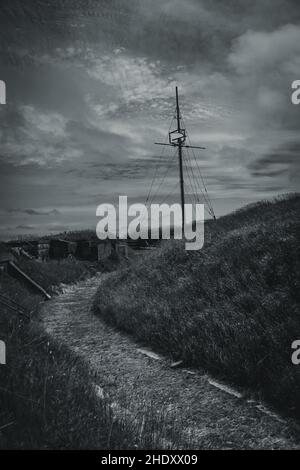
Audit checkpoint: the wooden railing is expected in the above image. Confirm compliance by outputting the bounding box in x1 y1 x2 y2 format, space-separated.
0 293 30 319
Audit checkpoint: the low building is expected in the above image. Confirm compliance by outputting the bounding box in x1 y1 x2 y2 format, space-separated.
6 239 50 261
97 240 113 260
27 240 50 261
49 239 76 259
115 242 128 258
76 239 119 261
0 252 15 273
75 240 94 260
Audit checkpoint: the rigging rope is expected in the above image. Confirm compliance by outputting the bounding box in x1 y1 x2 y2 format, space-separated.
146 104 216 220
145 110 176 206
182 122 216 218
184 147 214 217
183 151 213 217
148 147 178 206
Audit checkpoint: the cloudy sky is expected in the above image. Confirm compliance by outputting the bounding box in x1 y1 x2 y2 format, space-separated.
0 0 299 238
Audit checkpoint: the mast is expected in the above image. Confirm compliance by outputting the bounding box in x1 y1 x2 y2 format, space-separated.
155 86 208 231
176 87 185 231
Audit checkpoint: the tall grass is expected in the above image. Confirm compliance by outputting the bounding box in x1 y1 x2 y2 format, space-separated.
0 265 119 449
15 254 123 295
16 258 96 294
94 194 300 418
0 310 121 449
0 299 182 449
0 258 177 449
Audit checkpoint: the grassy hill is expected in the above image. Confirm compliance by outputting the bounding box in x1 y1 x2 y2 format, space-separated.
0 255 128 448
94 193 300 418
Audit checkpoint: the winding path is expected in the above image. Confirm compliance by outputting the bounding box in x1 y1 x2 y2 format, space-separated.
40 274 299 449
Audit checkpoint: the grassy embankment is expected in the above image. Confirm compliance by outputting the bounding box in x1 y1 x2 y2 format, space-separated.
94 194 300 418
0 256 158 449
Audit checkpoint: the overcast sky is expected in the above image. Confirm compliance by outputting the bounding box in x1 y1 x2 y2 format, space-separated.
0 0 299 238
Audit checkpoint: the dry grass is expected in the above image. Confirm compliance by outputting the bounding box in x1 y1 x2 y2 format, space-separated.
94 194 300 419
0 265 118 449
0 258 178 449
16 258 96 294
0 304 182 449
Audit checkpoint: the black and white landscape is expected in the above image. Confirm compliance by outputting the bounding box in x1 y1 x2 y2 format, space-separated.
0 0 299 452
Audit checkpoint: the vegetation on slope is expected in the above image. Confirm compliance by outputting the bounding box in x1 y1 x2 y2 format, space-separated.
12 252 122 295
0 260 144 449
94 194 300 418
16 258 96 294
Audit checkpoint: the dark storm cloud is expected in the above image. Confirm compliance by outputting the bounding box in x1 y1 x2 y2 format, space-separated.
249 142 300 183
15 224 35 230
7 208 61 216
0 0 299 237
2 0 300 66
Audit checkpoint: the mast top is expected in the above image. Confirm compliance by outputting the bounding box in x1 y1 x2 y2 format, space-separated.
153 86 216 221
169 86 186 146
155 87 205 150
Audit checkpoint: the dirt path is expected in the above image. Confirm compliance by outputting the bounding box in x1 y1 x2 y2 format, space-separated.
40 274 299 449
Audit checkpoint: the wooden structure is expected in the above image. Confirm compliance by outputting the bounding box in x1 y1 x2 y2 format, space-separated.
75 240 96 260
97 240 113 260
27 240 50 261
0 252 15 273
6 239 50 261
153 86 216 225
7 261 51 300
49 239 76 259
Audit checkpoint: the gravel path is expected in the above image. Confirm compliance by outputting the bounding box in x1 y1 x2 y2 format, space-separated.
40 274 300 449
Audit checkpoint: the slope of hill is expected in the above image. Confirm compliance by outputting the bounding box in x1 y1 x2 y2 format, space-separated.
94 194 300 418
